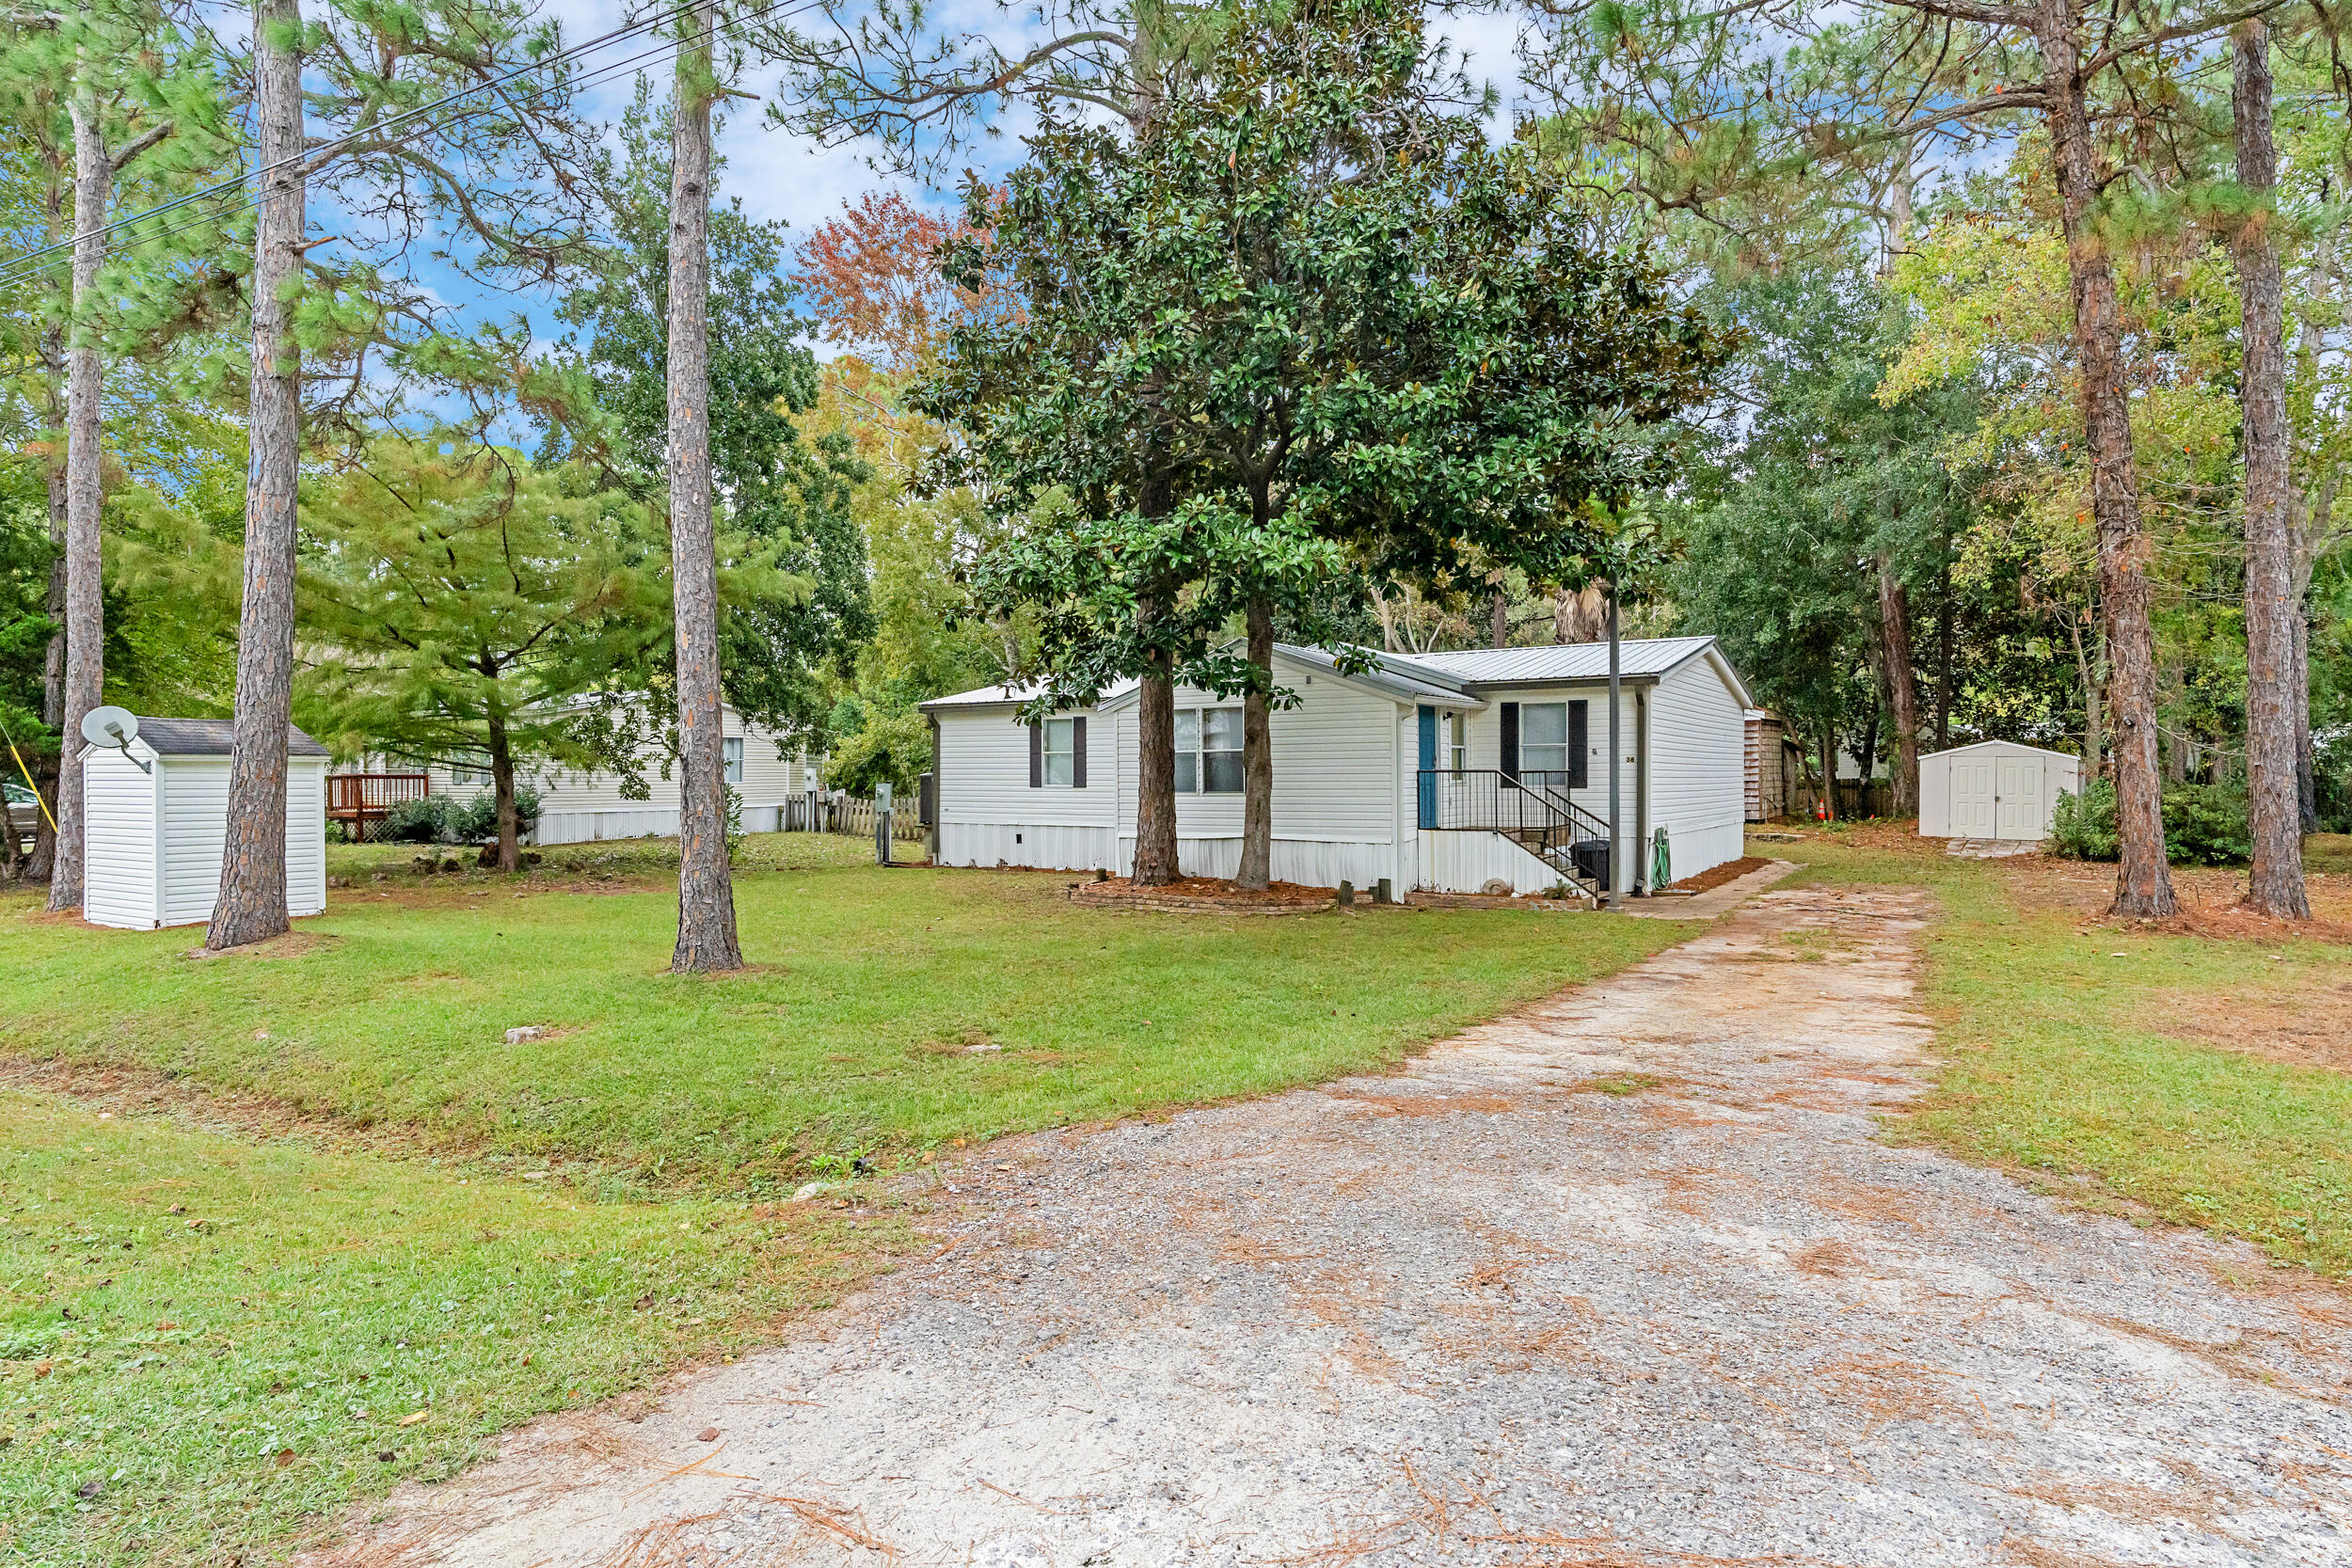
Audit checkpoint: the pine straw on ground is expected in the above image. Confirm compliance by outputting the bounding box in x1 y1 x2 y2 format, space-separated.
1670 856 1774 895
1079 875 1339 906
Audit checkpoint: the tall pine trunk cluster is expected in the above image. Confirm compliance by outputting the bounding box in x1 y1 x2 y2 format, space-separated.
2035 0 2177 919
49 71 108 912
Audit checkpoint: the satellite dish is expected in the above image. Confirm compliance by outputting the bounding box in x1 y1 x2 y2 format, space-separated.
82 706 138 751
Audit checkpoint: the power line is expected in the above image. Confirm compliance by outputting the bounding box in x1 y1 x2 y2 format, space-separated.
0 12 755 294
0 0 816 292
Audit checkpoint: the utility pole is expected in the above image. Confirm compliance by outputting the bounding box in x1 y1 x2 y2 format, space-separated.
1606 582 1621 910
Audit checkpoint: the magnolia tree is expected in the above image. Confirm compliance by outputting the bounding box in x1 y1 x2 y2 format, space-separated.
920 0 1725 888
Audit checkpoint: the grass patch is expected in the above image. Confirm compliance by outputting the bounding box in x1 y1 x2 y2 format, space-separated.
0 855 1680 1190
1766 827 2352 1278
0 1090 911 1564
0 841 1686 1560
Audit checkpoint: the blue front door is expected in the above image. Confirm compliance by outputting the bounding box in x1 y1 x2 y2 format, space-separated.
1416 705 1438 830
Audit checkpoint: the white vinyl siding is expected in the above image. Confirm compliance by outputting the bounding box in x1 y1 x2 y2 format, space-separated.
930 704 1114 870
1103 657 1407 886
924 636 1751 895
80 747 158 930
1645 653 1747 878
378 706 814 844
161 758 232 927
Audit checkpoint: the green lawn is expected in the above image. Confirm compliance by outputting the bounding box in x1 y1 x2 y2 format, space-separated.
0 1094 903 1565
1772 828 2352 1279
4 845 1678 1189
0 840 1683 1560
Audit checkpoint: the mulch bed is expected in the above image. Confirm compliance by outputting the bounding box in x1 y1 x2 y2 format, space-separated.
1671 855 1775 895
1069 876 1337 915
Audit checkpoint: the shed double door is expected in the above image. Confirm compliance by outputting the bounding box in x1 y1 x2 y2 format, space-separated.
1994 754 2043 840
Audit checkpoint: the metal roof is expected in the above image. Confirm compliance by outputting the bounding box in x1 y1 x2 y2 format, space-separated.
1390 636 1723 686
918 679 1136 713
1274 643 1480 706
133 717 331 758
921 636 1749 715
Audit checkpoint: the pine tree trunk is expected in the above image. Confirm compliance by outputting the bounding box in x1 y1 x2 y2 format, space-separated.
1935 579 1954 750
488 709 520 875
1134 654 1180 886
207 0 306 951
2037 2 2175 917
1876 556 1920 816
50 86 109 913
2233 21 2309 919
1235 595 1274 891
1819 729 1836 820
2292 604 2314 831
666 0 742 973
30 144 66 886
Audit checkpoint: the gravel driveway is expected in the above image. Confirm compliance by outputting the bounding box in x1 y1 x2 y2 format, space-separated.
318 884 2352 1567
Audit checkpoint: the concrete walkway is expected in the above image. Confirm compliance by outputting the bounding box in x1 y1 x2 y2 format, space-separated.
314 885 2352 1567
1618 856 1799 918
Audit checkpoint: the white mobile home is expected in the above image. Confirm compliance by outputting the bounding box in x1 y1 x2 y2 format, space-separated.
920 637 1753 897
83 718 328 930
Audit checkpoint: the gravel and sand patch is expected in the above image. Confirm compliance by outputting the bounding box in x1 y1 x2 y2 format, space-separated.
310 884 2351 1567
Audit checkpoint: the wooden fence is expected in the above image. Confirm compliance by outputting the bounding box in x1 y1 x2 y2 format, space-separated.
781 791 881 837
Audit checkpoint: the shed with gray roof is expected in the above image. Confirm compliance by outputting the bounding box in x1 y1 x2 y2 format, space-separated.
81 716 327 930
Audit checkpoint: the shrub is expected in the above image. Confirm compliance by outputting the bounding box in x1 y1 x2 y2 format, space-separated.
824 707 931 798
378 786 541 846
452 785 541 845
378 794 461 845
2047 779 2250 866
2162 783 2252 866
2047 781 2119 861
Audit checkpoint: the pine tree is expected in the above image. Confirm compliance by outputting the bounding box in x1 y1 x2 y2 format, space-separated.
209 0 597 948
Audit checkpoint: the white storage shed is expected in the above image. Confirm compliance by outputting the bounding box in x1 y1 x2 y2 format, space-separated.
83 718 330 930
1918 739 2082 842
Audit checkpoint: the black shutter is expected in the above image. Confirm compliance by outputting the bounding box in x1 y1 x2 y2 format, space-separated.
1028 721 1042 788
1569 700 1589 788
1072 716 1088 787
1500 702 1520 784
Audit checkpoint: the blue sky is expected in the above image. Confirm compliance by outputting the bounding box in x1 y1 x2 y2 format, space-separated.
411 0 1541 362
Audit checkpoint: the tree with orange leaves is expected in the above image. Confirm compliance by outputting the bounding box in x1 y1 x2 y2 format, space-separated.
792 191 1002 373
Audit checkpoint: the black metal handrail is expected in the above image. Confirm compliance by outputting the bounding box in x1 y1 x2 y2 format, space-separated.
1419 768 1609 844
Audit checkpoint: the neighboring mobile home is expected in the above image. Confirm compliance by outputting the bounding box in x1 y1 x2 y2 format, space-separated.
330 705 821 845
920 637 1753 898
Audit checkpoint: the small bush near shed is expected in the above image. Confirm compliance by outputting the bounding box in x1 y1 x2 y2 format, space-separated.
2048 780 2251 866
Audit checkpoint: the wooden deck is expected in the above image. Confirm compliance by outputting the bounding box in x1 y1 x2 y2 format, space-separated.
327 773 429 841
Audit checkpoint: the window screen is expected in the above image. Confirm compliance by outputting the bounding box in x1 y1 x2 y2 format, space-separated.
1043 718 1075 786
1520 704 1569 781
1200 707 1244 794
